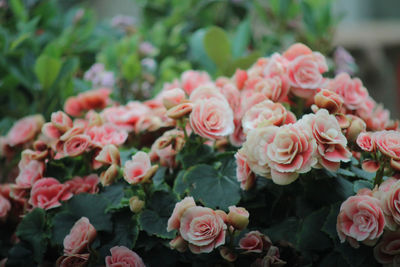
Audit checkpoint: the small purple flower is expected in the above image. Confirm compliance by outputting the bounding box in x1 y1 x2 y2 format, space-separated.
334 46 357 75
84 63 115 88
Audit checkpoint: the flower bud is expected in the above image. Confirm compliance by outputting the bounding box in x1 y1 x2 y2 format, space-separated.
162 88 186 109
227 206 249 230
86 111 103 127
391 159 400 171
346 115 366 142
215 210 228 223
336 114 350 129
95 144 121 165
129 196 145 213
314 89 343 114
219 246 237 262
141 165 159 183
166 103 193 120
51 111 73 132
169 235 188 252
361 160 380 173
100 164 119 186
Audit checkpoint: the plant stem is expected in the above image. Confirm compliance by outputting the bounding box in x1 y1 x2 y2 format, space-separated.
374 157 389 187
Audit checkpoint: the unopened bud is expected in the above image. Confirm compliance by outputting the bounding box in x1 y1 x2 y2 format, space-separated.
162 88 186 109
100 164 119 186
220 246 237 262
314 89 343 114
166 103 193 119
95 144 121 165
227 206 249 230
129 196 145 213
169 235 188 252
346 115 366 142
142 165 159 183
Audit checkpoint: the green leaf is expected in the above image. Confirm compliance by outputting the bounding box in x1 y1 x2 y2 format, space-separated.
122 53 141 82
232 19 251 58
353 180 373 194
176 135 214 169
203 26 232 70
321 202 341 241
351 166 375 181
189 29 216 74
101 182 125 211
297 207 332 251
5 243 35 266
120 148 138 166
320 252 350 267
264 217 300 245
9 0 28 22
52 194 112 245
173 171 187 197
16 208 49 263
153 166 167 187
225 51 261 76
139 191 177 239
184 163 241 210
34 54 62 90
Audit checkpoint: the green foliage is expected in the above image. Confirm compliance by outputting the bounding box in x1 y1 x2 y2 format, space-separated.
34 54 62 90
15 208 49 263
139 190 177 239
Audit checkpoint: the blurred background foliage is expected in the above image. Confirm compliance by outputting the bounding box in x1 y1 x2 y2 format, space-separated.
0 0 338 132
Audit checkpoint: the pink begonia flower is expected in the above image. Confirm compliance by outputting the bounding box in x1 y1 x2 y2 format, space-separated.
63 217 97 255
328 73 369 111
374 130 400 160
51 111 73 132
6 115 44 146
373 230 400 266
234 69 248 90
179 206 227 254
180 70 211 95
0 194 11 220
242 100 296 134
63 134 91 157
302 109 351 171
105 246 145 267
161 88 186 109
65 174 99 195
64 97 83 117
123 151 152 184
356 132 375 152
86 123 128 147
313 89 344 114
254 76 290 103
235 150 256 191
283 43 313 61
15 160 45 189
167 196 196 232
56 253 89 267
95 144 121 165
337 195 385 248
239 231 272 253
382 180 400 230
189 98 234 140
29 178 73 210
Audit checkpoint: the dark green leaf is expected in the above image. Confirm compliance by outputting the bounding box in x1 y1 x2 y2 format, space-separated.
34 54 62 90
351 166 375 181
16 208 48 263
232 19 251 58
203 26 232 69
176 136 214 169
264 217 300 245
184 163 241 210
353 180 373 194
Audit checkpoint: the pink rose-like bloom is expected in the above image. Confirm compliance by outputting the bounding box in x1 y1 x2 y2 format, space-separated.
190 98 234 140
328 73 369 110
265 123 318 185
64 97 83 117
167 197 196 232
242 100 296 133
374 130 400 160
229 118 246 147
337 195 385 248
235 150 256 191
77 88 111 111
51 111 73 132
254 76 289 103
150 129 185 168
181 70 211 95
283 43 313 61
287 53 327 98
227 206 249 230
363 104 391 131
42 122 62 139
356 132 375 152
56 253 89 267
65 174 99 195
63 134 91 157
239 231 272 253
15 160 45 189
101 102 150 132
374 230 400 265
382 180 400 230
29 178 73 210
0 194 11 219
86 123 128 147
263 53 289 77
95 144 121 165
180 206 227 254
123 151 151 184
313 88 344 114
234 69 248 90
6 115 44 146
63 217 97 255
302 109 351 171
161 88 186 109
189 85 227 103
218 83 240 111
105 246 145 267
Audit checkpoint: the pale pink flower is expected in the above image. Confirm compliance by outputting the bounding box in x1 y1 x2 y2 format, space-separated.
15 160 45 189
105 246 145 267
374 130 400 160
181 70 211 95
29 178 73 210
6 115 44 146
63 217 97 255
235 150 256 190
373 230 400 266
337 195 385 248
167 196 196 232
356 132 375 152
239 231 272 253
65 174 99 195
180 206 227 253
123 152 151 184
63 134 91 157
86 123 128 147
